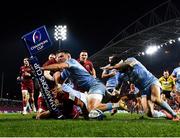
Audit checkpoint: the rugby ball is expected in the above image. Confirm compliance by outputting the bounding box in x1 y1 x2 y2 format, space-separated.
88 109 104 120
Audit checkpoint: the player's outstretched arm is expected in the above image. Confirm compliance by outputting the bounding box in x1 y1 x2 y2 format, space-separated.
42 63 69 71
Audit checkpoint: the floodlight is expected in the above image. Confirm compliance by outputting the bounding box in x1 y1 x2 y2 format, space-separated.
54 25 67 50
145 46 158 55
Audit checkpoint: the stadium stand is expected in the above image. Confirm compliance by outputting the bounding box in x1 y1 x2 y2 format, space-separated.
0 98 22 113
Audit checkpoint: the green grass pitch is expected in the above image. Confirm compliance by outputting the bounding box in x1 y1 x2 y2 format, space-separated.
0 113 180 137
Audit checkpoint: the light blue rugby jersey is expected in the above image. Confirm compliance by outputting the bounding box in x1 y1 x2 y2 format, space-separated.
172 67 180 83
124 57 158 90
61 58 100 91
104 69 119 88
104 69 125 89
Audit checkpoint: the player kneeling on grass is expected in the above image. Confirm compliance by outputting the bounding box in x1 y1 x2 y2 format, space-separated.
102 56 180 121
36 83 89 120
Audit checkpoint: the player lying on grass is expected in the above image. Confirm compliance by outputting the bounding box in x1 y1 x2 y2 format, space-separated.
36 83 89 120
41 50 129 118
120 83 143 114
102 56 180 121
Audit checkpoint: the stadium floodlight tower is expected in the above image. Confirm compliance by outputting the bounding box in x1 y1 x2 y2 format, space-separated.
54 25 67 51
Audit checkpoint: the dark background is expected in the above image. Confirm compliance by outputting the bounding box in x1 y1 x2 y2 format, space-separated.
0 0 179 100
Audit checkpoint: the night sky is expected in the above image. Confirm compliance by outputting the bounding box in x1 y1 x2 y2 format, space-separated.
0 0 179 100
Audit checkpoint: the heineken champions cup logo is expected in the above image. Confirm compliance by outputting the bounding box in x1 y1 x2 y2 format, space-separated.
33 31 41 44
22 26 52 55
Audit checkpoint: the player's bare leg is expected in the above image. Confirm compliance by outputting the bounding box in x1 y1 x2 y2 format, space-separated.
29 93 36 112
22 90 28 115
151 85 179 121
